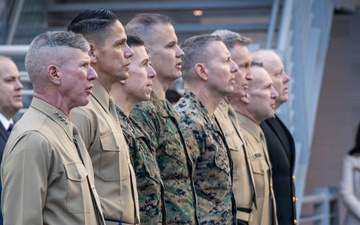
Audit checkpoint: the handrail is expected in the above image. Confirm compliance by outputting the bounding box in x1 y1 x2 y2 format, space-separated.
0 45 28 55
300 187 339 224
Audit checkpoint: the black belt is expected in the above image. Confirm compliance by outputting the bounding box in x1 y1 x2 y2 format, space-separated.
104 218 133 224
236 207 253 223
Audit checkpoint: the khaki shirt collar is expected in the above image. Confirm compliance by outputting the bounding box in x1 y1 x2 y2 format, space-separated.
31 97 73 140
92 80 111 114
237 113 262 143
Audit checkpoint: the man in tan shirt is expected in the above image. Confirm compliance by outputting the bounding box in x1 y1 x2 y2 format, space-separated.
230 62 279 225
68 9 140 224
212 30 256 225
1 31 105 225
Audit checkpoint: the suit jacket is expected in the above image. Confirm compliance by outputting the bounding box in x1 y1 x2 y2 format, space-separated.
261 115 297 225
0 122 9 164
0 122 8 225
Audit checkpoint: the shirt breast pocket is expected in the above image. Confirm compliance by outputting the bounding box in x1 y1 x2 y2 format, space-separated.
64 161 92 213
100 132 130 181
214 144 231 175
251 159 270 198
163 133 187 165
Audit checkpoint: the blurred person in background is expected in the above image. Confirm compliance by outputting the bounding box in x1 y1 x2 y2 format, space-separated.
0 55 23 225
340 121 360 225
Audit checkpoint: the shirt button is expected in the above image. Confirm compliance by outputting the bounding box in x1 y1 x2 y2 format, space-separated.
292 197 298 202
294 219 297 224
292 175 296 181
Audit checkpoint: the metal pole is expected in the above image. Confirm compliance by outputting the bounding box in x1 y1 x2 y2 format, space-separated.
265 0 280 49
6 0 25 45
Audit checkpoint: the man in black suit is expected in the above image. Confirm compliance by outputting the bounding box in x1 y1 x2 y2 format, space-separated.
0 56 23 162
0 55 23 224
251 50 297 225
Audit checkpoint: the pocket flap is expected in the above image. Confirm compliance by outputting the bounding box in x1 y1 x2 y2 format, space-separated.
64 162 88 182
100 132 122 151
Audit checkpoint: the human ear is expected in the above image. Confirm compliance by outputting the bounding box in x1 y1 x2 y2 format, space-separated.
195 63 207 81
47 64 61 85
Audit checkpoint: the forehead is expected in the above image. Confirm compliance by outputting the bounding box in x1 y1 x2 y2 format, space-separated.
263 53 283 72
208 40 230 58
131 45 148 61
251 66 272 87
150 23 177 45
0 59 19 78
102 20 126 43
230 44 250 62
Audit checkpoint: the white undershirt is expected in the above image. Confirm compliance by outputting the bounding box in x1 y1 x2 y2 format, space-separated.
0 113 13 130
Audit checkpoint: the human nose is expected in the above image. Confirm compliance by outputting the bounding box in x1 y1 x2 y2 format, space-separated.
148 65 156 78
15 78 23 90
88 66 98 80
230 60 238 73
245 68 253 80
271 87 278 99
176 45 185 58
283 72 290 83
124 43 134 59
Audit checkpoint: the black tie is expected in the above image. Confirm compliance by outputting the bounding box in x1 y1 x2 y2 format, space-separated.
73 126 105 225
7 123 14 133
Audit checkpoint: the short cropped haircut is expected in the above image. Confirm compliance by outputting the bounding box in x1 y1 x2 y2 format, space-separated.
212 29 251 50
125 13 174 43
25 31 89 89
251 61 264 68
126 35 144 48
67 9 118 46
181 34 223 83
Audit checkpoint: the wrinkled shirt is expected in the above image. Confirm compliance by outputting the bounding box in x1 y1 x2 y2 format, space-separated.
175 92 235 224
116 107 165 224
131 92 197 225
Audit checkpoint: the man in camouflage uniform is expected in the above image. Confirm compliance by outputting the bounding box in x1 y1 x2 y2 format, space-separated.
126 14 197 224
212 30 256 225
110 36 165 224
175 34 238 224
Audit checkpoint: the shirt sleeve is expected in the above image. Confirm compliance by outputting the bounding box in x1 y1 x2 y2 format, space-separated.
1 131 52 224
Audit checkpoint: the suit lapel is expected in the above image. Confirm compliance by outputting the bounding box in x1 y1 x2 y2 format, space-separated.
266 117 291 161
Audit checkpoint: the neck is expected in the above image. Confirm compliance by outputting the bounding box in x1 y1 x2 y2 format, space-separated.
110 89 137 117
152 75 178 100
97 75 112 93
189 85 224 117
33 92 70 117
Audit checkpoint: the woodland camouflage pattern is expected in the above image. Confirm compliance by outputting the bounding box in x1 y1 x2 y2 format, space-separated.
130 92 197 225
175 92 235 225
116 107 165 224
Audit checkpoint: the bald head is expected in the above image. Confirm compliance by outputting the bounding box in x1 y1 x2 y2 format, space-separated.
0 56 23 119
250 49 290 108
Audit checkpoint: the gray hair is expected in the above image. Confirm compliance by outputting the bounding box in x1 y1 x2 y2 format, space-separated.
181 34 223 83
25 31 89 89
212 29 251 50
125 13 174 45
